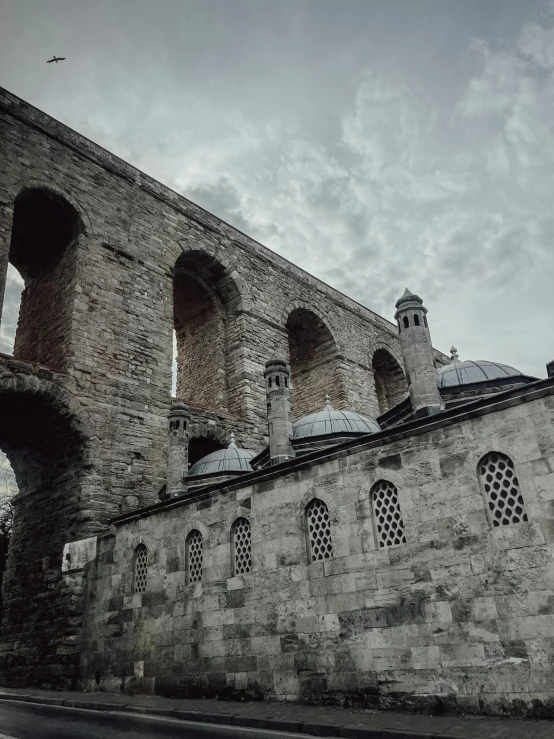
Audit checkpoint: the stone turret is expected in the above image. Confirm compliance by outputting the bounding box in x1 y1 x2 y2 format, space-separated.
394 288 444 418
264 357 295 465
167 402 191 497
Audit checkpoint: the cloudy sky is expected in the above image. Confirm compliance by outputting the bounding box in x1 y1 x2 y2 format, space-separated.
1 0 553 380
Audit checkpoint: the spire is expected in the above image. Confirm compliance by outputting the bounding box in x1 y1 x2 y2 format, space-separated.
324 393 333 409
450 346 460 362
228 432 237 448
395 286 423 309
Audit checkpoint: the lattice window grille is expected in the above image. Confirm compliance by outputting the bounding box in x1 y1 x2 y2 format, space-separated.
133 544 148 594
232 518 252 575
306 498 333 562
479 452 527 527
371 480 406 549
186 530 203 584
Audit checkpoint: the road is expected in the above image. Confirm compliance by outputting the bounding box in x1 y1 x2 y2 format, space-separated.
0 700 314 739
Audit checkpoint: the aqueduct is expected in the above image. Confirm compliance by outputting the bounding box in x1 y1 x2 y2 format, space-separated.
0 85 420 685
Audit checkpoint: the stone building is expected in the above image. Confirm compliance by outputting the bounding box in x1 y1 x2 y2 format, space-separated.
0 87 553 717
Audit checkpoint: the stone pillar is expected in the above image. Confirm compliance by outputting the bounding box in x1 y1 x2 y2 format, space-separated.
394 288 444 418
264 357 295 465
167 402 190 497
0 202 13 329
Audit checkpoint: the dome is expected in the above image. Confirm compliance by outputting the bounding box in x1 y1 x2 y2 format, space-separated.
292 396 380 440
437 347 526 389
188 434 257 477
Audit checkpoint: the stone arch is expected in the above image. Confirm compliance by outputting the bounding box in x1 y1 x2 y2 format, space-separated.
9 179 94 237
173 248 248 415
3 186 86 372
187 421 228 468
371 347 407 414
285 304 345 419
0 367 97 687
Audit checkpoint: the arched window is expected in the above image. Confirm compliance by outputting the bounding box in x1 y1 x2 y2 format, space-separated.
402 316 409 329
186 529 203 584
413 313 420 326
478 452 527 527
306 498 333 562
231 517 252 575
371 480 406 548
133 543 148 594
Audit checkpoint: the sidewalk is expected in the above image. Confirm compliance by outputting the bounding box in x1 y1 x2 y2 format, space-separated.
0 686 552 739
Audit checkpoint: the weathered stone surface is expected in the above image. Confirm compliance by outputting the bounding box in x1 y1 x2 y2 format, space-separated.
0 86 410 687
80 384 554 716
1 86 553 718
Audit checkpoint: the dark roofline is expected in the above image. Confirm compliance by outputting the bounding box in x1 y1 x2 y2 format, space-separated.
111 376 554 526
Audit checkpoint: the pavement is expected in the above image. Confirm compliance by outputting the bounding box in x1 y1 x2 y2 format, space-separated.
0 686 553 739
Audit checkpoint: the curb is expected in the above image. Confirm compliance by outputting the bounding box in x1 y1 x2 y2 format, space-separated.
0 691 458 739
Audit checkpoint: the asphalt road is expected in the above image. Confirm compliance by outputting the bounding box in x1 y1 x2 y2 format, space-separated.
0 701 313 739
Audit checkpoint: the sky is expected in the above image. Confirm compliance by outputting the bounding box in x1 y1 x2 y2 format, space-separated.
0 0 552 432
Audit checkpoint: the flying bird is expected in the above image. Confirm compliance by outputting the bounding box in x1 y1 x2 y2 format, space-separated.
46 56 66 64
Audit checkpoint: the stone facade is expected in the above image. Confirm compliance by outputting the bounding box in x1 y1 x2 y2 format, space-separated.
81 380 554 715
0 87 414 686
1 87 552 718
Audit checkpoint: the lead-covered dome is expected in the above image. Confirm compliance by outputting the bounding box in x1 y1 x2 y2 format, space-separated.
437 347 528 389
292 396 380 440
188 434 257 477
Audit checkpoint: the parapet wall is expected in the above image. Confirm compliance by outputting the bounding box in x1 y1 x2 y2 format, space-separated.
80 381 554 716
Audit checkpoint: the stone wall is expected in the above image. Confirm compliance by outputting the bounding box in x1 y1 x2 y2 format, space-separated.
80 380 554 716
0 86 429 685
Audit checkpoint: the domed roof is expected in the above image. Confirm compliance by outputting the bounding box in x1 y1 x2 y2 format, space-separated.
437 347 526 388
292 396 380 440
188 434 257 477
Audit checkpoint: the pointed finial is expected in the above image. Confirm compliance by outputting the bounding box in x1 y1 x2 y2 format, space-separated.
402 287 413 297
450 346 459 362
324 393 333 408
228 432 236 448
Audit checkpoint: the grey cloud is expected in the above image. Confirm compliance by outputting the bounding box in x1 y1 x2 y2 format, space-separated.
0 0 552 400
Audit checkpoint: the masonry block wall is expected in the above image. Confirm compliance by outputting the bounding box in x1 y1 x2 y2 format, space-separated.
0 87 422 686
81 383 554 716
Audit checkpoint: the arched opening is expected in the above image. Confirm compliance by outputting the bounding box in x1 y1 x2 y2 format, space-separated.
6 188 83 372
188 436 225 468
173 251 242 414
0 452 16 620
286 308 343 419
372 349 407 414
0 382 89 687
0 265 24 356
